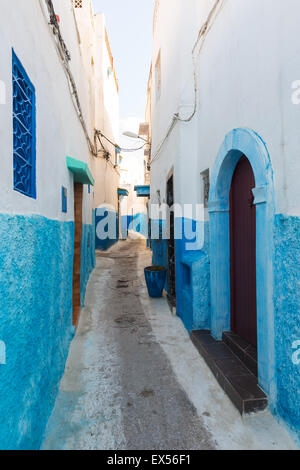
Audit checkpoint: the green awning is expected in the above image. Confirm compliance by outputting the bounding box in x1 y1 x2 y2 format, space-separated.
66 156 95 186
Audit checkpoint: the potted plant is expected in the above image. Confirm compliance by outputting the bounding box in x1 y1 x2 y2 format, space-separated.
144 241 167 298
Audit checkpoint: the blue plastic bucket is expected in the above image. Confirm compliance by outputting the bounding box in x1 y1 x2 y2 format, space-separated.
144 266 167 298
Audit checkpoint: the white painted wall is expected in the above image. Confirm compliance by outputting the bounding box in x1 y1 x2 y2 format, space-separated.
120 118 145 187
0 0 97 225
74 3 120 212
93 13 120 212
150 0 300 217
119 117 148 220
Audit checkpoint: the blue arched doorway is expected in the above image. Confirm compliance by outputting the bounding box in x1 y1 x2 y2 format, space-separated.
208 128 276 401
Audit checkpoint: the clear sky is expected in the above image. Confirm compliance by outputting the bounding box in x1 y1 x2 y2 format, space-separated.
92 0 154 121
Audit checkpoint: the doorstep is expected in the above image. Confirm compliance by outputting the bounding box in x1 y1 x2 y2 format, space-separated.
190 330 268 415
222 331 258 376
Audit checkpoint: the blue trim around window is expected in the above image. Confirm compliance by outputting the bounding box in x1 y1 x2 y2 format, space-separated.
12 49 36 199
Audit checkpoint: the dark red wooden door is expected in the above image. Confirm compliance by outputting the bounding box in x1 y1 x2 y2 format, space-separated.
230 156 257 347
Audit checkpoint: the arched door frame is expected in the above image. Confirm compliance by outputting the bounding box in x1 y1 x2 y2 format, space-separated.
208 128 276 401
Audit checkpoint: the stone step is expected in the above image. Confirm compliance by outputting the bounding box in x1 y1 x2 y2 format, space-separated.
191 330 268 415
222 331 258 377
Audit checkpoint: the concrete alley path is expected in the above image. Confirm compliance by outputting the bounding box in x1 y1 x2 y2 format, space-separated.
42 239 298 450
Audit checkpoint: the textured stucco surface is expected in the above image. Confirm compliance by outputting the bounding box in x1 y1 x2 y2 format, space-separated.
274 214 300 441
0 215 74 450
183 250 211 331
152 239 168 270
176 221 211 332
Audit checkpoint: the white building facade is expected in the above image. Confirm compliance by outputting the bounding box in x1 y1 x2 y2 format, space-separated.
118 118 150 240
74 2 121 251
149 0 300 442
0 0 117 449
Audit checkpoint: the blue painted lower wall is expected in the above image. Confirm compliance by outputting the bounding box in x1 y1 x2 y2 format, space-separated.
273 214 300 440
95 208 119 251
150 218 211 331
152 239 168 269
0 213 95 450
175 220 211 332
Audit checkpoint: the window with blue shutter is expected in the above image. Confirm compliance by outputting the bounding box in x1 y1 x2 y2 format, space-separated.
12 49 36 198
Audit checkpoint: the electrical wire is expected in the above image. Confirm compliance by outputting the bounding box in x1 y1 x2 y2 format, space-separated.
95 133 121 175
150 0 225 164
150 116 177 164
96 132 110 159
39 1 156 160
95 131 147 153
41 0 98 156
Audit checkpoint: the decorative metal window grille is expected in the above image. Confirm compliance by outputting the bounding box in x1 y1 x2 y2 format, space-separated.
12 50 36 198
74 0 83 8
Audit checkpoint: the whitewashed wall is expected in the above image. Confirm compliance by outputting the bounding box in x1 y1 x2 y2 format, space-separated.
119 118 148 221
75 3 120 213
93 13 120 212
150 0 300 217
0 0 96 224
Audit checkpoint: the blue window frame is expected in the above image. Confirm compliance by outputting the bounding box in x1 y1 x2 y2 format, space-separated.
12 49 36 198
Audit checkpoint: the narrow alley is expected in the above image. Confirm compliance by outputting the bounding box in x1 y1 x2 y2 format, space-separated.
2 0 300 453
42 240 297 451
